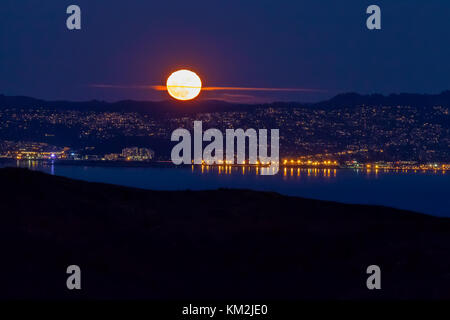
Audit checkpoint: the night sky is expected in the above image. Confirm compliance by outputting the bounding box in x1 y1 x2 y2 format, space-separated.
1 0 450 102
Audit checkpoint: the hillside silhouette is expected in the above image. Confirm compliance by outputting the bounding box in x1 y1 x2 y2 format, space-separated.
1 168 449 299
2 90 450 115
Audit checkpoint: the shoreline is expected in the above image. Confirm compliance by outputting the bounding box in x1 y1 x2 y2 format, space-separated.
0 158 448 172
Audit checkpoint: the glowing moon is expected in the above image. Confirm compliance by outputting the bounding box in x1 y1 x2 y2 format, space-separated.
166 69 202 101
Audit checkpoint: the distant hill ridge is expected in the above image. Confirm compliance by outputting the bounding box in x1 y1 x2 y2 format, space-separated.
312 91 450 108
0 90 449 114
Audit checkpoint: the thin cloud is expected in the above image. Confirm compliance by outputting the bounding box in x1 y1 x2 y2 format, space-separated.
152 85 324 92
91 84 325 93
90 84 153 89
202 87 324 92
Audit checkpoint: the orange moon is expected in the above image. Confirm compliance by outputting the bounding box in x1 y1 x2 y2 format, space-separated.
166 70 202 101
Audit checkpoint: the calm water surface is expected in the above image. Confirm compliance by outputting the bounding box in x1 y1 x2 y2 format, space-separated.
4 161 450 217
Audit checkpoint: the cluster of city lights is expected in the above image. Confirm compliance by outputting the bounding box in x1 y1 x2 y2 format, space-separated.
197 160 279 166
282 159 339 166
191 158 449 173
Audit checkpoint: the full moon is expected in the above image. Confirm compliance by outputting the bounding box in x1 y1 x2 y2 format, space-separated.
166 69 202 101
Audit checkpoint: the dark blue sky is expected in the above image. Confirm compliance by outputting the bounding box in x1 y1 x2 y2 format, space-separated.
1 0 449 102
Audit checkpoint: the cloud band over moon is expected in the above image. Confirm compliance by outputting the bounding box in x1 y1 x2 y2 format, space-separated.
90 84 325 93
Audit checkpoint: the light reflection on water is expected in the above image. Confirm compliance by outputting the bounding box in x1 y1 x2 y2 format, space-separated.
3 160 450 217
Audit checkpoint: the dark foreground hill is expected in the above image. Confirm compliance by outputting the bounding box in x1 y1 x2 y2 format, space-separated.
0 168 449 300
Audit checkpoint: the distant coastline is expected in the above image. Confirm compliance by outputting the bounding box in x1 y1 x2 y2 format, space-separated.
1 158 448 173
